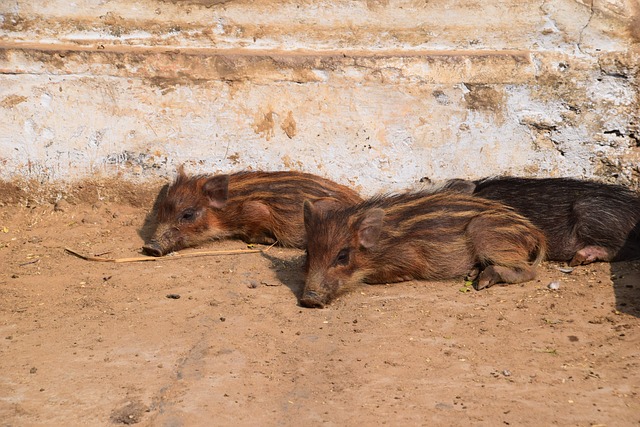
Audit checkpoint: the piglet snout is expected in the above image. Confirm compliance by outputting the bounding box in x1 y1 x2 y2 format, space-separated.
299 291 325 309
142 241 164 257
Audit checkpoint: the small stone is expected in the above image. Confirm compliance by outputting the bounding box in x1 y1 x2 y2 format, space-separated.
30 367 37 374
166 294 180 299
81 215 103 225
435 402 453 410
547 281 560 290
54 199 70 212
502 370 511 377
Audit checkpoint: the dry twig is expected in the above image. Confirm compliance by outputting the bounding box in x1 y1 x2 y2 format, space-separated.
64 246 271 263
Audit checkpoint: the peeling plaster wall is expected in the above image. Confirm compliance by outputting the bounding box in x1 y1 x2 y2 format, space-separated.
0 0 639 194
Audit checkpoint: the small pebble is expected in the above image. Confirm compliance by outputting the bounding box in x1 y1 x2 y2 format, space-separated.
166 294 181 299
248 280 259 289
435 402 453 410
502 370 511 377
54 199 70 212
558 267 574 274
81 215 102 225
547 281 560 290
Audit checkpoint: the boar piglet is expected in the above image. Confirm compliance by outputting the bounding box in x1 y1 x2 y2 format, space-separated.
142 169 362 256
300 192 546 308
445 177 640 266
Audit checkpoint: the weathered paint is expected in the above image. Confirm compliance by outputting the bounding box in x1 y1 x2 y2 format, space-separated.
0 0 639 195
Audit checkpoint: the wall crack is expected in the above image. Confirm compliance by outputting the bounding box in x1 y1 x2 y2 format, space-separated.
577 0 595 55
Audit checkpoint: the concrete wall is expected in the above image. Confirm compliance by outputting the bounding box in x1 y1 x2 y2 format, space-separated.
1 0 639 194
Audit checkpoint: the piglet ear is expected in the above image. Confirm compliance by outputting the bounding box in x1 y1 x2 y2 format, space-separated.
202 175 229 209
358 208 384 249
304 198 343 226
312 197 344 212
173 164 188 184
442 178 476 194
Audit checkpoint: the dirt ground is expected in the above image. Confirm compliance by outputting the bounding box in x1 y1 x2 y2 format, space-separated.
0 193 639 426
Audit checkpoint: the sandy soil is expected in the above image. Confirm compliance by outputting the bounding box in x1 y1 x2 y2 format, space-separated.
0 197 638 426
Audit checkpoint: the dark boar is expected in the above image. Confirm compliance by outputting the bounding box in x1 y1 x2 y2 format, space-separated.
301 192 546 307
142 168 362 256
446 177 640 266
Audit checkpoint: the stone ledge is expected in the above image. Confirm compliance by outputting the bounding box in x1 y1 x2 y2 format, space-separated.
1 45 535 84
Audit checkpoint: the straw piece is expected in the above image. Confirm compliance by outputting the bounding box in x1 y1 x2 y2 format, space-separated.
64 247 265 263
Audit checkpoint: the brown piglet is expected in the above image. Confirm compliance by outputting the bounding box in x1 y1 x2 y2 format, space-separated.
142 168 362 256
301 191 546 308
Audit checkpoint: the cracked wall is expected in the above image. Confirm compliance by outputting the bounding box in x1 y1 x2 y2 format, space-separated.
0 0 639 195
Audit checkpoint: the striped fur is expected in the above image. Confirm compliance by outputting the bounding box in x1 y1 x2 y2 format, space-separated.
444 176 640 265
301 191 546 307
143 168 362 256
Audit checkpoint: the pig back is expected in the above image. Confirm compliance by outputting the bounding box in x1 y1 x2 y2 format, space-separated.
472 177 640 261
355 191 544 282
225 171 363 247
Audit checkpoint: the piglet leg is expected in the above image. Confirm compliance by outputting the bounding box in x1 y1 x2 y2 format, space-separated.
475 265 537 290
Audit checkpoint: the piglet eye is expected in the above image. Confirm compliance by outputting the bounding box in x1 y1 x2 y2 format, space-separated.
335 248 350 266
180 209 196 222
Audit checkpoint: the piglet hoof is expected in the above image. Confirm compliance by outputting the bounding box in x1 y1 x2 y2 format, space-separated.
299 291 325 309
474 266 499 291
465 267 480 282
568 246 610 267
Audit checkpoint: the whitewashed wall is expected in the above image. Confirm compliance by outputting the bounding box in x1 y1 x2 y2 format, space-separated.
0 0 639 194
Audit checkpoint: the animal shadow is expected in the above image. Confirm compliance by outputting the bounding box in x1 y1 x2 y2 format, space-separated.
137 183 169 244
610 260 640 318
609 226 640 317
260 251 306 301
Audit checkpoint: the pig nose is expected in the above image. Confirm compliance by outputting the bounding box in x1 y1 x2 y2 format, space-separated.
142 242 164 257
299 291 325 308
